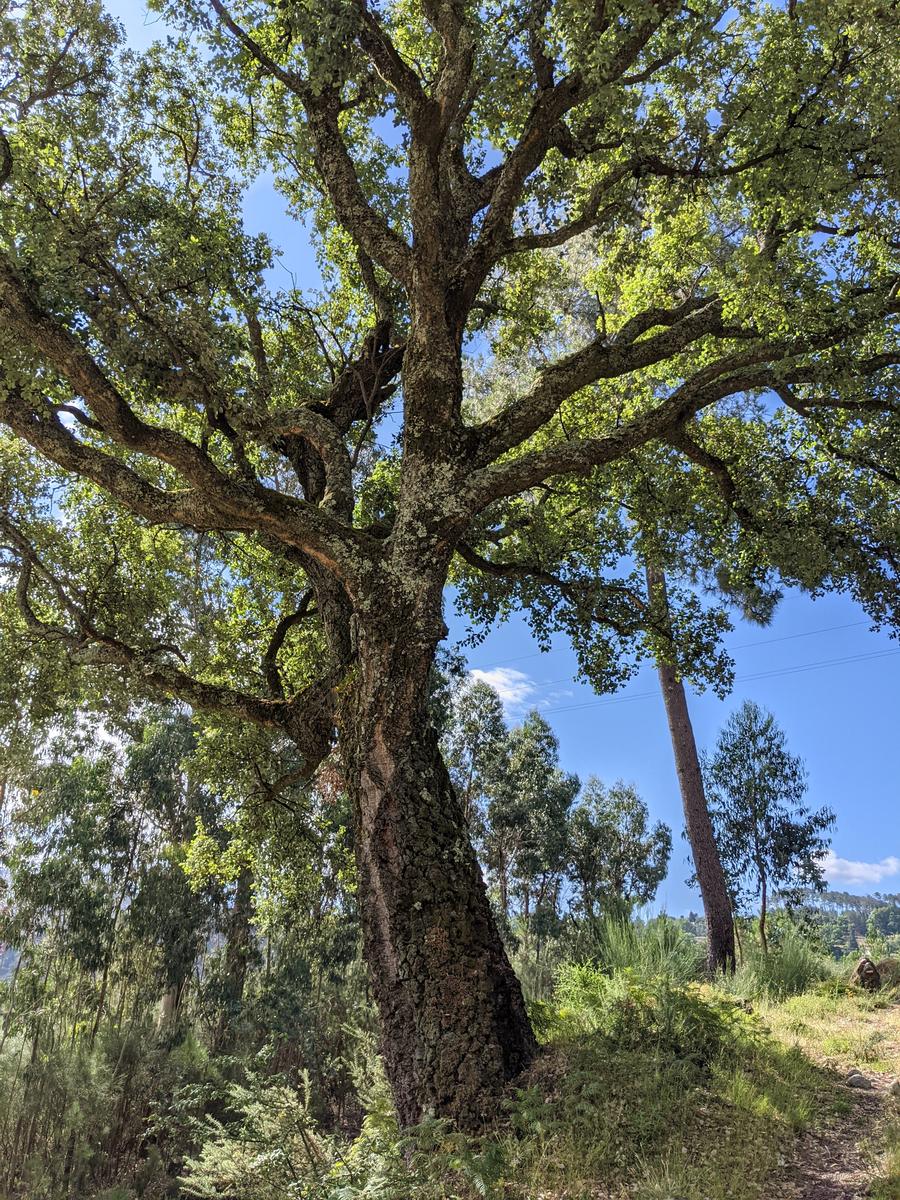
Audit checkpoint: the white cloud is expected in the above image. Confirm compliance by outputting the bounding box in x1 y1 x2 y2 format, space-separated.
821 851 900 887
469 667 537 713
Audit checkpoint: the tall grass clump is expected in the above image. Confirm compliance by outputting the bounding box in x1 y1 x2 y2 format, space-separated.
731 927 836 1000
552 961 757 1069
585 914 704 987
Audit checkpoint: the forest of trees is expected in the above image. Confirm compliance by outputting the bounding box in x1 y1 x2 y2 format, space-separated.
0 711 364 1193
792 889 900 957
0 0 899 1192
0 691 665 1193
0 680 855 1195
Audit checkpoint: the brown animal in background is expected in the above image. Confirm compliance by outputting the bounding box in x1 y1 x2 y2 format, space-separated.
855 957 881 990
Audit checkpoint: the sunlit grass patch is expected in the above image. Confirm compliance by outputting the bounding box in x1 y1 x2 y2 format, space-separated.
712 1060 813 1131
869 1118 900 1200
762 987 900 1079
494 970 841 1199
822 1033 854 1055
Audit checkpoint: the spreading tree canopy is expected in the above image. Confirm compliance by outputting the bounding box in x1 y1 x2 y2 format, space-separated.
1 0 899 1125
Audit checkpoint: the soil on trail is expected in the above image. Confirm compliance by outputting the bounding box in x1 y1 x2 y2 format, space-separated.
777 1073 890 1199
773 1002 900 1200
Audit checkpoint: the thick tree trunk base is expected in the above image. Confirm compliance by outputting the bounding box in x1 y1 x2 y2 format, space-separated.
352 713 536 1129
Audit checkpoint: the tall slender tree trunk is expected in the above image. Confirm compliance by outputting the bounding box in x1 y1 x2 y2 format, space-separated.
339 601 536 1129
498 853 509 919
91 821 140 1047
646 565 736 975
759 874 769 955
213 866 253 1052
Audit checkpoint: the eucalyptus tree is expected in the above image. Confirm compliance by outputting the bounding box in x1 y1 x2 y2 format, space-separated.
485 710 579 931
567 778 671 919
442 677 509 834
444 688 579 941
2 0 900 1126
703 700 834 953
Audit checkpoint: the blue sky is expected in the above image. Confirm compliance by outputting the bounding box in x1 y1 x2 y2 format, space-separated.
107 0 900 912
451 595 900 911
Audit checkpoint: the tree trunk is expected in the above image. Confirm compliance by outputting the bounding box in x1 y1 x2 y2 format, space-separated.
91 824 140 1048
155 977 186 1032
342 622 536 1129
759 875 768 955
646 565 736 975
90 953 114 1050
498 853 509 919
213 866 253 1052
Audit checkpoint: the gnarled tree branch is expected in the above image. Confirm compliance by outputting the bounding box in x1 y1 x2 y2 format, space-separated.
1 520 338 774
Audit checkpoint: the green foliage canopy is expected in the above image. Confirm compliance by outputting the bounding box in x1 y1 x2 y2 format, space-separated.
567 777 672 917
0 0 898 754
703 700 835 920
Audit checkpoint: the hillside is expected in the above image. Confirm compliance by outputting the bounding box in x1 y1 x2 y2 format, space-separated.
171 952 900 1200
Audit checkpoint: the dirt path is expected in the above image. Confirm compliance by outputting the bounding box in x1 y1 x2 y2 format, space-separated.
774 1003 900 1200
777 1072 891 1199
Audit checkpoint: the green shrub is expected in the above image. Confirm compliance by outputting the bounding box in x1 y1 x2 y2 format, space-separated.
526 997 563 1043
553 964 757 1069
812 976 854 1000
576 914 704 987
180 1067 506 1200
730 928 835 999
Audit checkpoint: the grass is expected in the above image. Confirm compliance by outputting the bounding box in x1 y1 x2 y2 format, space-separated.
496 1032 829 1200
762 985 900 1078
870 1117 900 1199
579 913 706 986
181 941 900 1200
444 965 842 1200
725 927 839 1000
488 953 899 1200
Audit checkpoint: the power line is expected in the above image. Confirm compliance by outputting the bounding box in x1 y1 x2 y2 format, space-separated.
735 647 899 685
469 619 872 674
538 646 899 716
732 619 871 653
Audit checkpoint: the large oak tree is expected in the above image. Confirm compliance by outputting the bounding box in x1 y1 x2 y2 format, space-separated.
1 0 899 1126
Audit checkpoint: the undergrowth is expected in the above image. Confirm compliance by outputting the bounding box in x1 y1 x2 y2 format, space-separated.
174 923 896 1200
181 959 841 1200
571 913 705 987
869 1116 900 1200
726 927 839 1000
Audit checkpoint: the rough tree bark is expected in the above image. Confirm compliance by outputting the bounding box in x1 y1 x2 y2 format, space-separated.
336 576 536 1128
646 565 736 974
